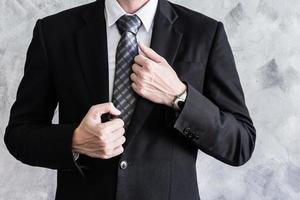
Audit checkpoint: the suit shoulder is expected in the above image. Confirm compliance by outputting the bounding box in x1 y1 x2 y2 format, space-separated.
169 2 220 34
39 2 97 28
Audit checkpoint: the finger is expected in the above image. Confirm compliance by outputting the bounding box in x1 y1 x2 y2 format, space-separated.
130 73 137 82
139 42 163 63
101 136 125 154
110 127 126 142
132 82 148 97
131 73 151 89
96 128 125 149
110 145 124 157
98 118 125 137
132 82 139 94
134 54 149 66
111 136 126 149
99 145 124 159
130 73 142 83
132 63 143 75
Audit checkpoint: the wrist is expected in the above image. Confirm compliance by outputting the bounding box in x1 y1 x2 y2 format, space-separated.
175 81 187 96
165 81 187 107
171 82 187 110
166 81 187 107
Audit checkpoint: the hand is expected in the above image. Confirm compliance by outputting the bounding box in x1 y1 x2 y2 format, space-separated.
131 42 186 107
72 102 126 159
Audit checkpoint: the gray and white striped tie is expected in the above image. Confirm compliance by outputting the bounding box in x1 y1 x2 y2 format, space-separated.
112 15 142 128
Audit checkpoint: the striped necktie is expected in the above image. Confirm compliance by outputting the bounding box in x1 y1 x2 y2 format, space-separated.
112 14 142 128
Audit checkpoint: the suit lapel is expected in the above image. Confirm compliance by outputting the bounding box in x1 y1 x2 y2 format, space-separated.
124 0 183 149
76 0 110 108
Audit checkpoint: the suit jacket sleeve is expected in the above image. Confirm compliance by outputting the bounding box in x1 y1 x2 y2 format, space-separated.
173 22 256 166
4 20 79 170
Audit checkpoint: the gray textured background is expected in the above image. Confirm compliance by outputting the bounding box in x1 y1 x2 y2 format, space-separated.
1 0 300 199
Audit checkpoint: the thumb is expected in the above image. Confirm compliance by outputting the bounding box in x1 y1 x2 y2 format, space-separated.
104 102 121 116
92 102 121 117
139 42 163 63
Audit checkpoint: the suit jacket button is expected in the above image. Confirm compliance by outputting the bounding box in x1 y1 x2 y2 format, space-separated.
187 132 194 139
120 160 128 169
183 127 191 136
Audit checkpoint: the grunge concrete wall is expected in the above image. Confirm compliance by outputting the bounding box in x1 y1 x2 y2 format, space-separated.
1 0 299 199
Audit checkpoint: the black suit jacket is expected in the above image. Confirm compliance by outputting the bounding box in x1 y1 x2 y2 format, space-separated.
4 0 256 199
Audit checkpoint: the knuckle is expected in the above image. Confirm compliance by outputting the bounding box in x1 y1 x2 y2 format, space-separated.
98 138 107 146
119 146 124 153
135 83 141 90
134 55 139 62
115 118 123 124
120 128 125 134
104 140 112 147
144 60 151 67
121 136 126 144
107 102 114 110
137 79 144 87
139 88 145 95
144 65 151 73
138 70 145 78
98 134 107 142
90 105 96 111
104 127 111 134
94 124 101 133
133 63 139 68
132 64 137 71
102 150 109 157
100 128 108 136
101 154 110 159
104 147 113 155
119 119 125 127
88 153 96 158
98 123 106 130
101 126 110 135
135 79 141 87
140 72 148 80
130 73 134 80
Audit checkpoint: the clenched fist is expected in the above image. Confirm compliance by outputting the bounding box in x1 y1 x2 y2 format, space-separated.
72 102 126 159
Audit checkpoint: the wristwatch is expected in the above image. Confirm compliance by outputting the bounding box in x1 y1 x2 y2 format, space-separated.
172 89 187 111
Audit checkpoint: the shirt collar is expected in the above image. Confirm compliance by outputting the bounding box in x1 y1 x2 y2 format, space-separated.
105 0 158 32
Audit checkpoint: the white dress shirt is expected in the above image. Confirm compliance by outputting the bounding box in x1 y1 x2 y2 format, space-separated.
104 0 158 101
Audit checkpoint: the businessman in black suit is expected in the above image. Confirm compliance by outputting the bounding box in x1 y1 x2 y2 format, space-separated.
4 0 256 199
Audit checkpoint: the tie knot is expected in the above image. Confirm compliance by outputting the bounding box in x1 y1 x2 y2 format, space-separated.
116 14 142 35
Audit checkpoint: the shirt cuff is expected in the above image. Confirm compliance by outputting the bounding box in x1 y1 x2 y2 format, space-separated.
72 151 80 161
